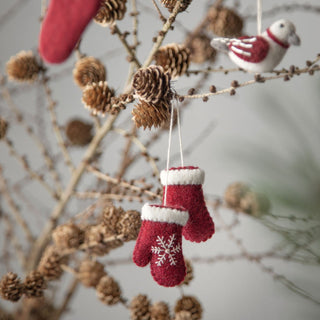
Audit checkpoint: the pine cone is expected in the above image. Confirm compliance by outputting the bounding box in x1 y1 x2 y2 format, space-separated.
23 271 46 298
150 301 170 320
94 0 127 26
116 210 141 241
174 311 193 320
154 43 190 79
101 206 126 234
0 117 8 140
84 224 123 256
206 6 243 37
130 294 151 320
240 191 270 217
180 259 193 286
132 66 172 105
6 51 41 83
174 296 202 320
65 119 93 147
160 0 192 13
82 81 116 115
132 100 170 129
96 275 121 305
224 182 250 211
0 272 23 302
52 223 84 249
73 56 106 89
78 259 106 288
185 33 217 64
38 246 68 281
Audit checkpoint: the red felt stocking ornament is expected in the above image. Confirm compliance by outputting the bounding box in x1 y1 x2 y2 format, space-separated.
39 0 101 63
133 204 189 287
161 166 215 243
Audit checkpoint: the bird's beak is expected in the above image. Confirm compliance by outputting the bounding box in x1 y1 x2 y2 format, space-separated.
288 31 301 46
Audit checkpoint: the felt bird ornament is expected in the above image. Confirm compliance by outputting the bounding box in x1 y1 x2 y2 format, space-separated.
210 19 301 73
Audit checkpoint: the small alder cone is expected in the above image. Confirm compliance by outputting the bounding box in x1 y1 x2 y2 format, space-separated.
23 271 46 298
82 81 116 115
52 223 84 249
224 182 250 211
78 259 106 288
150 301 170 320
130 294 151 320
65 119 93 146
38 246 68 281
206 6 243 37
240 191 271 217
0 272 24 302
132 100 170 129
185 33 217 64
160 0 192 13
73 56 106 89
174 296 202 320
117 210 141 241
0 117 8 140
154 43 190 79
102 205 126 233
94 0 127 26
132 66 172 105
180 259 193 286
174 311 193 320
84 224 123 256
6 51 41 83
96 275 121 305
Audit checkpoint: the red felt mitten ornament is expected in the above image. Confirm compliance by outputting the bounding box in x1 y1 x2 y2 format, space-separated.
39 0 101 63
210 19 300 73
133 204 189 287
161 166 215 243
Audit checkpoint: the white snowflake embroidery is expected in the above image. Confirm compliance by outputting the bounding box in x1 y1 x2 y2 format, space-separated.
151 234 181 266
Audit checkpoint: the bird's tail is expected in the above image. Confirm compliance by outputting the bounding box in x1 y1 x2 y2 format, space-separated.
210 37 230 53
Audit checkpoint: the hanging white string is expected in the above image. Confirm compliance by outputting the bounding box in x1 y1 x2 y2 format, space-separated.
163 102 175 206
176 101 184 167
257 0 262 35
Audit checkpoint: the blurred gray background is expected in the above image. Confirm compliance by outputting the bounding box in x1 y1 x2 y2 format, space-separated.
0 0 320 319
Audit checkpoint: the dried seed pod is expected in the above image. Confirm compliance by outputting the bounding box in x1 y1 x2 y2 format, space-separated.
65 119 93 147
174 296 202 320
224 182 250 211
78 259 106 288
101 206 126 234
206 6 243 37
132 65 172 105
150 301 170 320
185 33 216 64
52 223 84 249
6 51 41 83
38 246 68 281
23 271 46 298
0 117 8 140
132 100 170 129
154 43 190 79
174 311 193 320
240 191 271 217
180 259 193 286
117 210 141 241
94 0 127 26
84 224 123 256
82 81 116 115
0 272 23 302
160 0 192 13
73 56 106 89
96 275 121 305
130 294 151 320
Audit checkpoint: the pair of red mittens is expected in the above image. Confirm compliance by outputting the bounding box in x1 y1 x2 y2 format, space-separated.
133 166 215 287
39 0 101 63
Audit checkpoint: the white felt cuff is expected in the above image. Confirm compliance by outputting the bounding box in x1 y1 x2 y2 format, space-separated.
141 203 188 226
160 167 204 185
